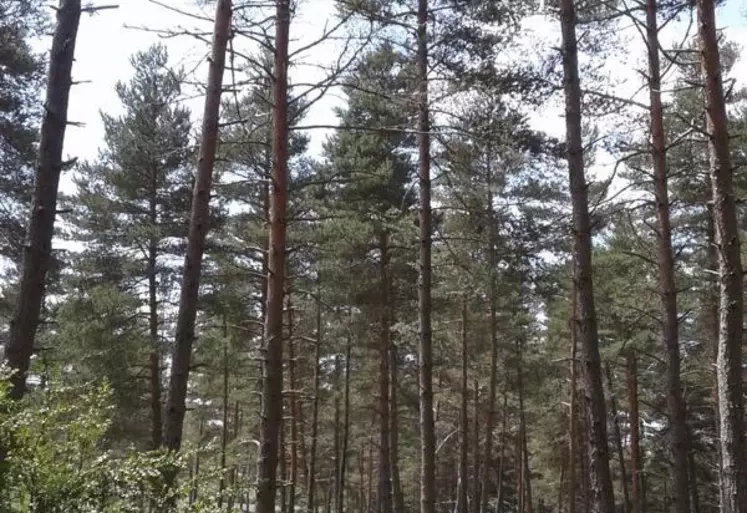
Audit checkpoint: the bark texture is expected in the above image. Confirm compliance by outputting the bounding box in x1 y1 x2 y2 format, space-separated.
644 0 690 509
6 0 82 400
163 0 231 450
626 351 641 513
558 0 616 511
416 2 436 513
697 0 747 511
256 1 291 512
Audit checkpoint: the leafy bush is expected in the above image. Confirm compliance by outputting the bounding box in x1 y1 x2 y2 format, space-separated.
0 370 217 512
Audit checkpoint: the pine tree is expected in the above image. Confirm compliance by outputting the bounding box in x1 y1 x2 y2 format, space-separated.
64 43 193 448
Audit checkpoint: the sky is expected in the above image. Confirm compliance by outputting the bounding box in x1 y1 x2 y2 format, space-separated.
37 0 747 196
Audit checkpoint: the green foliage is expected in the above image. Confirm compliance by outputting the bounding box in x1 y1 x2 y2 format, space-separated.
0 373 208 513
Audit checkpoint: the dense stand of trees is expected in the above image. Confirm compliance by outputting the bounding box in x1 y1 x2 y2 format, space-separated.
2 0 747 512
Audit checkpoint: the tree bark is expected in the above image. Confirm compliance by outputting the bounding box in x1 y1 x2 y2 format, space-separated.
391 342 405 513
604 363 630 513
147 239 162 449
378 232 393 513
307 297 322 513
644 1 690 510
495 390 508 513
456 297 469 513
163 0 231 450
219 320 230 507
558 0 616 511
6 0 81 400
473 381 481 513
289 302 299 513
626 351 641 513
338 323 353 513
256 2 291 513
517 335 532 513
416 2 436 513
697 0 747 510
569 290 578 513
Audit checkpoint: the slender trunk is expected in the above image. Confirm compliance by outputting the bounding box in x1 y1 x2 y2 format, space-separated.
191 418 205 505
569 290 578 513
148 240 162 449
604 363 630 513
219 320 230 507
517 336 532 513
338 325 353 513
644 0 690 509
697 0 747 509
495 391 508 513
558 0 616 510
456 298 469 513
626 351 641 513
281 405 288 513
6 0 81 399
472 381 481 513
378 232 393 513
480 164 499 513
256 2 290 513
687 426 700 513
705 204 723 510
163 0 231 450
416 2 436 513
391 343 405 513
518 429 525 513
289 298 299 513
560 453 567 513
368 429 375 513
307 298 322 513
334 354 342 513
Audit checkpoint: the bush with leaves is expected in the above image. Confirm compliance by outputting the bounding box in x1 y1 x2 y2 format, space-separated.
0 370 223 512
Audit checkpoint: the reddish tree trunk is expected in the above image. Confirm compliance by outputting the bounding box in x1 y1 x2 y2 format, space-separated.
558 0 616 510
256 2 291 513
626 351 642 513
6 0 82 400
644 1 690 510
163 0 231 450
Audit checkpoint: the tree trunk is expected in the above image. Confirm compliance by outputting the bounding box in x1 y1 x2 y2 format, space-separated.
480 151 500 513
604 363 630 513
338 324 353 513
147 240 162 449
697 0 747 510
307 298 323 513
256 1 291 512
644 1 690 510
558 0 616 510
219 320 230 507
495 391 508 513
289 302 299 513
456 297 469 513
378 232 393 513
517 336 533 513
626 351 641 513
473 381 481 513
569 290 578 513
6 0 82 400
333 354 342 513
391 342 405 513
416 1 436 513
163 0 231 450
